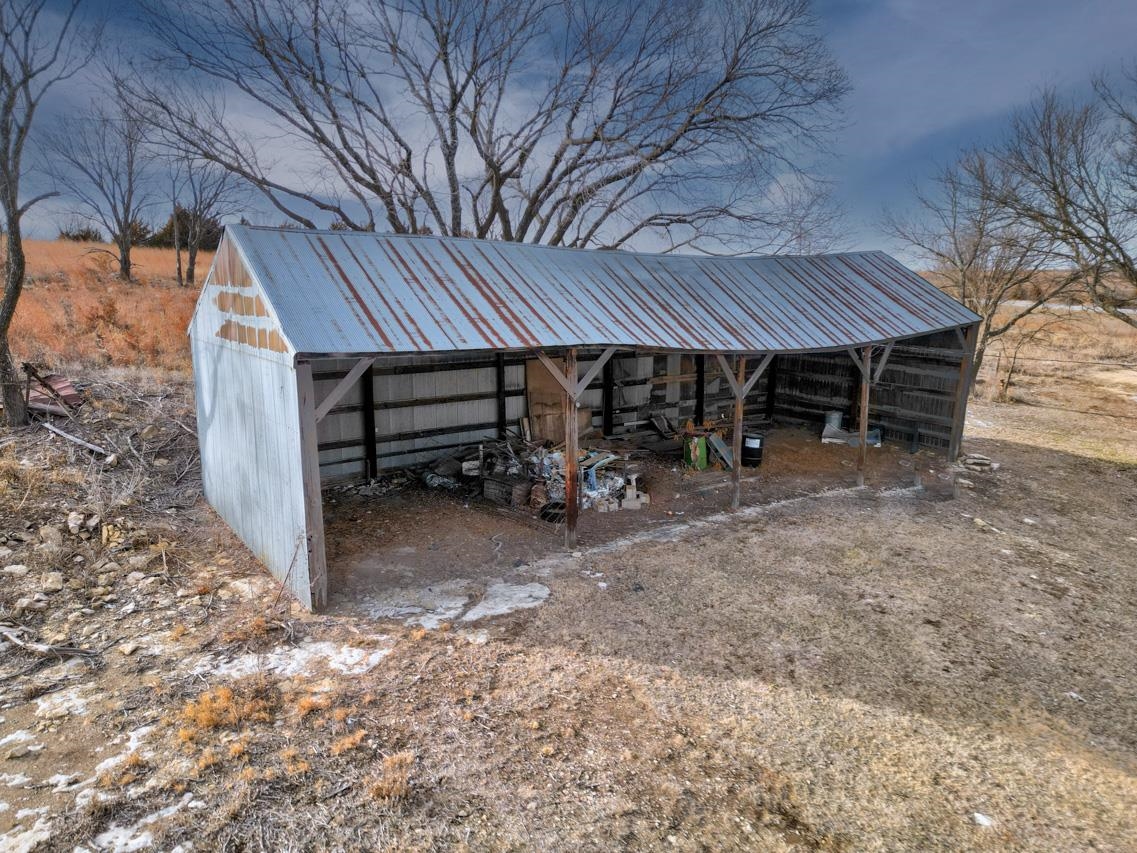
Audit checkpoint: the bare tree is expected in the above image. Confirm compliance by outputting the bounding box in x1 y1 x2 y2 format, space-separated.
121 0 847 253
885 150 1079 380
167 157 245 286
0 0 94 426
45 94 155 280
997 79 1137 328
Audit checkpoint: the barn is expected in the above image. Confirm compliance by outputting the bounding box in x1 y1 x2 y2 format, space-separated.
189 225 980 610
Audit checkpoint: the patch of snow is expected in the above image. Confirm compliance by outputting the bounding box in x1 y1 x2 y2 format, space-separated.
972 812 994 827
46 773 83 793
0 801 8 812
93 793 195 853
94 725 156 775
0 730 35 748
1 773 32 788
15 806 47 820
195 638 392 679
462 582 550 622
356 580 471 628
0 815 52 853
34 686 89 719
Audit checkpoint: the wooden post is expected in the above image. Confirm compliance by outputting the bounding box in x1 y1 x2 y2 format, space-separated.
296 362 328 611
949 323 979 460
361 362 377 480
764 355 777 420
731 355 746 511
601 355 615 436
857 345 872 487
563 348 579 549
495 352 507 439
694 354 705 424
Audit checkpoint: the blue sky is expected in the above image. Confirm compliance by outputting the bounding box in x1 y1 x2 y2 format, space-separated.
30 0 1137 256
814 0 1137 251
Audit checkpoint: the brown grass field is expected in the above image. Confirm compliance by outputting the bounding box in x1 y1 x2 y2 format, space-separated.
1 242 1136 850
12 240 207 371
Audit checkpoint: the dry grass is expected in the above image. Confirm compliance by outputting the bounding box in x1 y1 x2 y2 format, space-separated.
179 677 279 735
369 751 415 802
12 239 205 371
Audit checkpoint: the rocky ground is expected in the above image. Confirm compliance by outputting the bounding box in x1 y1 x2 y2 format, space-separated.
1 359 1135 851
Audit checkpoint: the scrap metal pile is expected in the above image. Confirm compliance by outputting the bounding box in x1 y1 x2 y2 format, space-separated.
414 438 650 522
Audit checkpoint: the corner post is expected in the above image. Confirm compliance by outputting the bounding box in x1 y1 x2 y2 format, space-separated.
857 345 872 486
296 361 328 611
563 348 579 548
949 323 979 461
731 355 746 511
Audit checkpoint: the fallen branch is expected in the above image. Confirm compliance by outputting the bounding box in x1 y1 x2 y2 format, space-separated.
42 422 109 457
0 625 101 658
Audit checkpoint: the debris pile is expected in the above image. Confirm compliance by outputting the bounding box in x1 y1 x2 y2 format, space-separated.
375 437 653 522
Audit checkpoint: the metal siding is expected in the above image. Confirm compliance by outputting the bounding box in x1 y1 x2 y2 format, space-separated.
191 336 312 608
227 226 980 356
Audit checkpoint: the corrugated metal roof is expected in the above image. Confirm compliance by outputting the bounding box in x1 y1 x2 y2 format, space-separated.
224 225 978 356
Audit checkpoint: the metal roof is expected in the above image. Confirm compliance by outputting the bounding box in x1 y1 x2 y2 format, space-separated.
223 225 979 356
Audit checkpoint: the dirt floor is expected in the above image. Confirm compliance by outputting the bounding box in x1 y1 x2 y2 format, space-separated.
2 323 1136 851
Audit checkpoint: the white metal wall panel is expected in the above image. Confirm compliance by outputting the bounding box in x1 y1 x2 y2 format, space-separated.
190 336 312 608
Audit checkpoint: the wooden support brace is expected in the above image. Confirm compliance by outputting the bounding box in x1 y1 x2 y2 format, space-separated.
846 347 868 381
871 342 895 385
714 352 773 400
314 356 377 423
534 346 617 400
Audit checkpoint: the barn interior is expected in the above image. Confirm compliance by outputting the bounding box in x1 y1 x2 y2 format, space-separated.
309 329 969 610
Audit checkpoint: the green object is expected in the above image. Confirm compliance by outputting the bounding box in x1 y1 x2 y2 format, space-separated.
684 435 708 470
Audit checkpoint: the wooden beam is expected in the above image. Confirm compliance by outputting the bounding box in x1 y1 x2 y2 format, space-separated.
601 356 615 436
739 352 774 399
714 353 742 398
949 323 979 460
857 345 872 486
694 354 706 423
495 352 507 439
296 362 328 611
575 346 618 397
846 347 868 381
872 342 895 385
731 356 746 511
535 349 577 398
361 363 377 479
764 354 778 419
314 357 376 423
563 348 579 549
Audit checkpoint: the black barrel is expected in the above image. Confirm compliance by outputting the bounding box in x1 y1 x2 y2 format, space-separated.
741 433 764 467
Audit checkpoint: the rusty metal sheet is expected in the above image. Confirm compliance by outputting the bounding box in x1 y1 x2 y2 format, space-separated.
223 225 979 356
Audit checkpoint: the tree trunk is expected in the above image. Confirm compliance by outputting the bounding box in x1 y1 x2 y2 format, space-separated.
187 243 197 286
173 203 183 287
118 239 132 281
0 227 29 426
970 344 986 387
